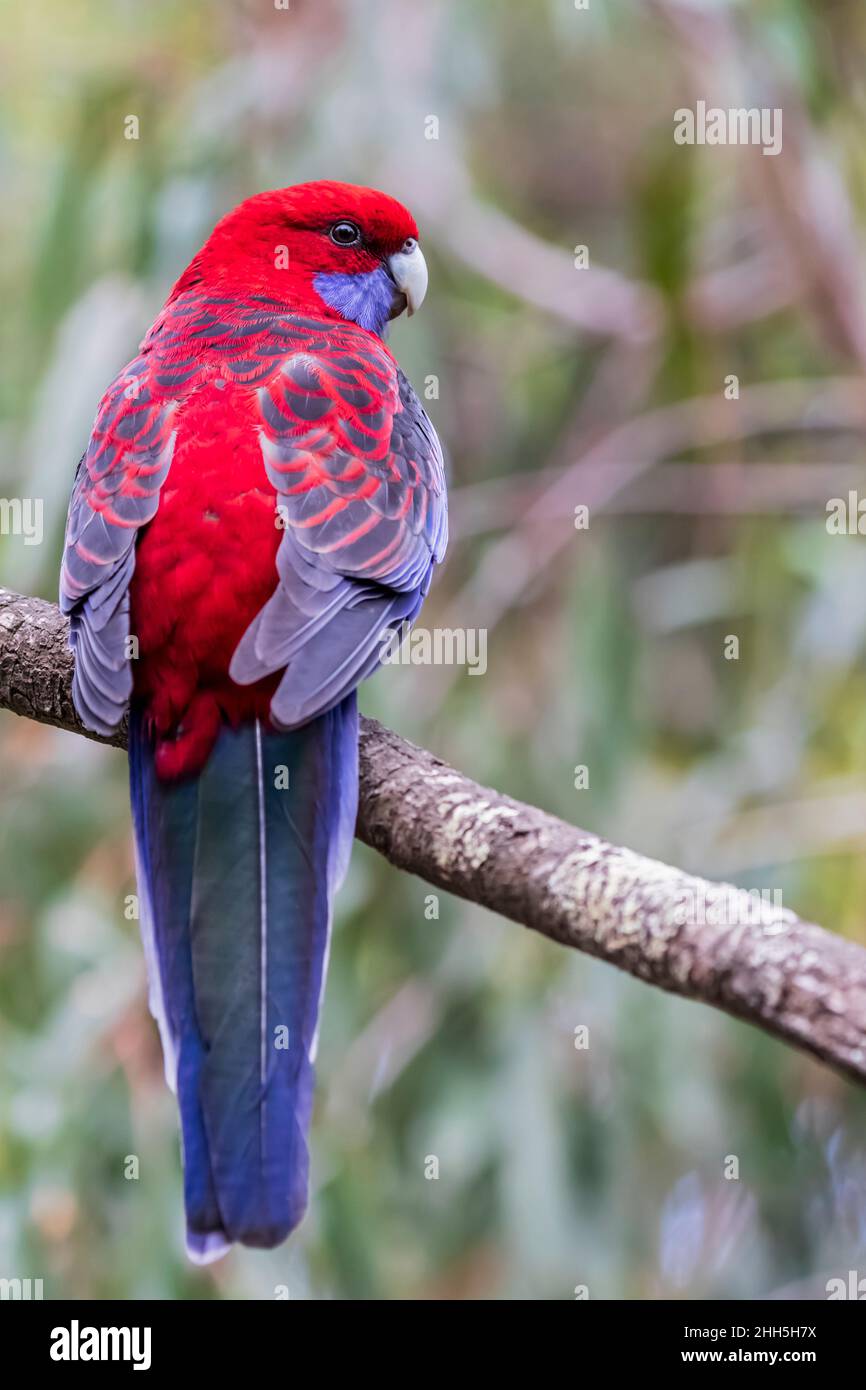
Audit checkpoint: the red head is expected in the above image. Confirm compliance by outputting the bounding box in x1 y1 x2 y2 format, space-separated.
170 181 427 336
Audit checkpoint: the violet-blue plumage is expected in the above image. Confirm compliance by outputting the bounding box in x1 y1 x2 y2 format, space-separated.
60 371 176 736
313 264 399 337
129 700 359 1259
128 710 227 1261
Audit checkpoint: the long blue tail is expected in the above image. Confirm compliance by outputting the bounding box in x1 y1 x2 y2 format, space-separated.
128 696 358 1262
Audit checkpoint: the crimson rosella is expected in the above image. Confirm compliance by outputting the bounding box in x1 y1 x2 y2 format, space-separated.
60 182 448 1261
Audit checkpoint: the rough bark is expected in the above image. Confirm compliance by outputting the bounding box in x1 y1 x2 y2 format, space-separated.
2 585 865 1086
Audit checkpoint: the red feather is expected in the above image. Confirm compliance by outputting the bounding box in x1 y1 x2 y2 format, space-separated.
62 183 445 780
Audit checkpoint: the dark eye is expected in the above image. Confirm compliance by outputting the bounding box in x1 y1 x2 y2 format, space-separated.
330 221 362 247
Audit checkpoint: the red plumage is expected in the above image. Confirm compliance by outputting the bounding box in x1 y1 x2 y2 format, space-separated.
131 379 281 778
172 182 418 302
63 181 446 779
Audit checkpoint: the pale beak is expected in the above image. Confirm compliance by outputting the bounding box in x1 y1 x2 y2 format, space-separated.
387 242 428 318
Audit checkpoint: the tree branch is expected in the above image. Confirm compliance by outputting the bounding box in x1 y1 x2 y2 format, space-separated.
2 585 865 1086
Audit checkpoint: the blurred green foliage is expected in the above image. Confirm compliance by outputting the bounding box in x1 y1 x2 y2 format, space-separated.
1 0 866 1299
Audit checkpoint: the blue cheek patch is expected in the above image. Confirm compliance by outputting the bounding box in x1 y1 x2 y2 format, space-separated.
313 265 396 337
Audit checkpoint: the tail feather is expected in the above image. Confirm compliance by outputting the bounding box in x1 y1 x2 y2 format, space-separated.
129 695 358 1258
129 719 225 1260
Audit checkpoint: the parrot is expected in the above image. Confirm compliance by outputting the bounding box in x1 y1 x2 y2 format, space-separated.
59 181 448 1262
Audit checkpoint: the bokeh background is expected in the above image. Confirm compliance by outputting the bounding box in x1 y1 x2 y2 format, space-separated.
2 0 866 1300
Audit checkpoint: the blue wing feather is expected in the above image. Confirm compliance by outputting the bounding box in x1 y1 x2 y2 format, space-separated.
230 355 448 728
